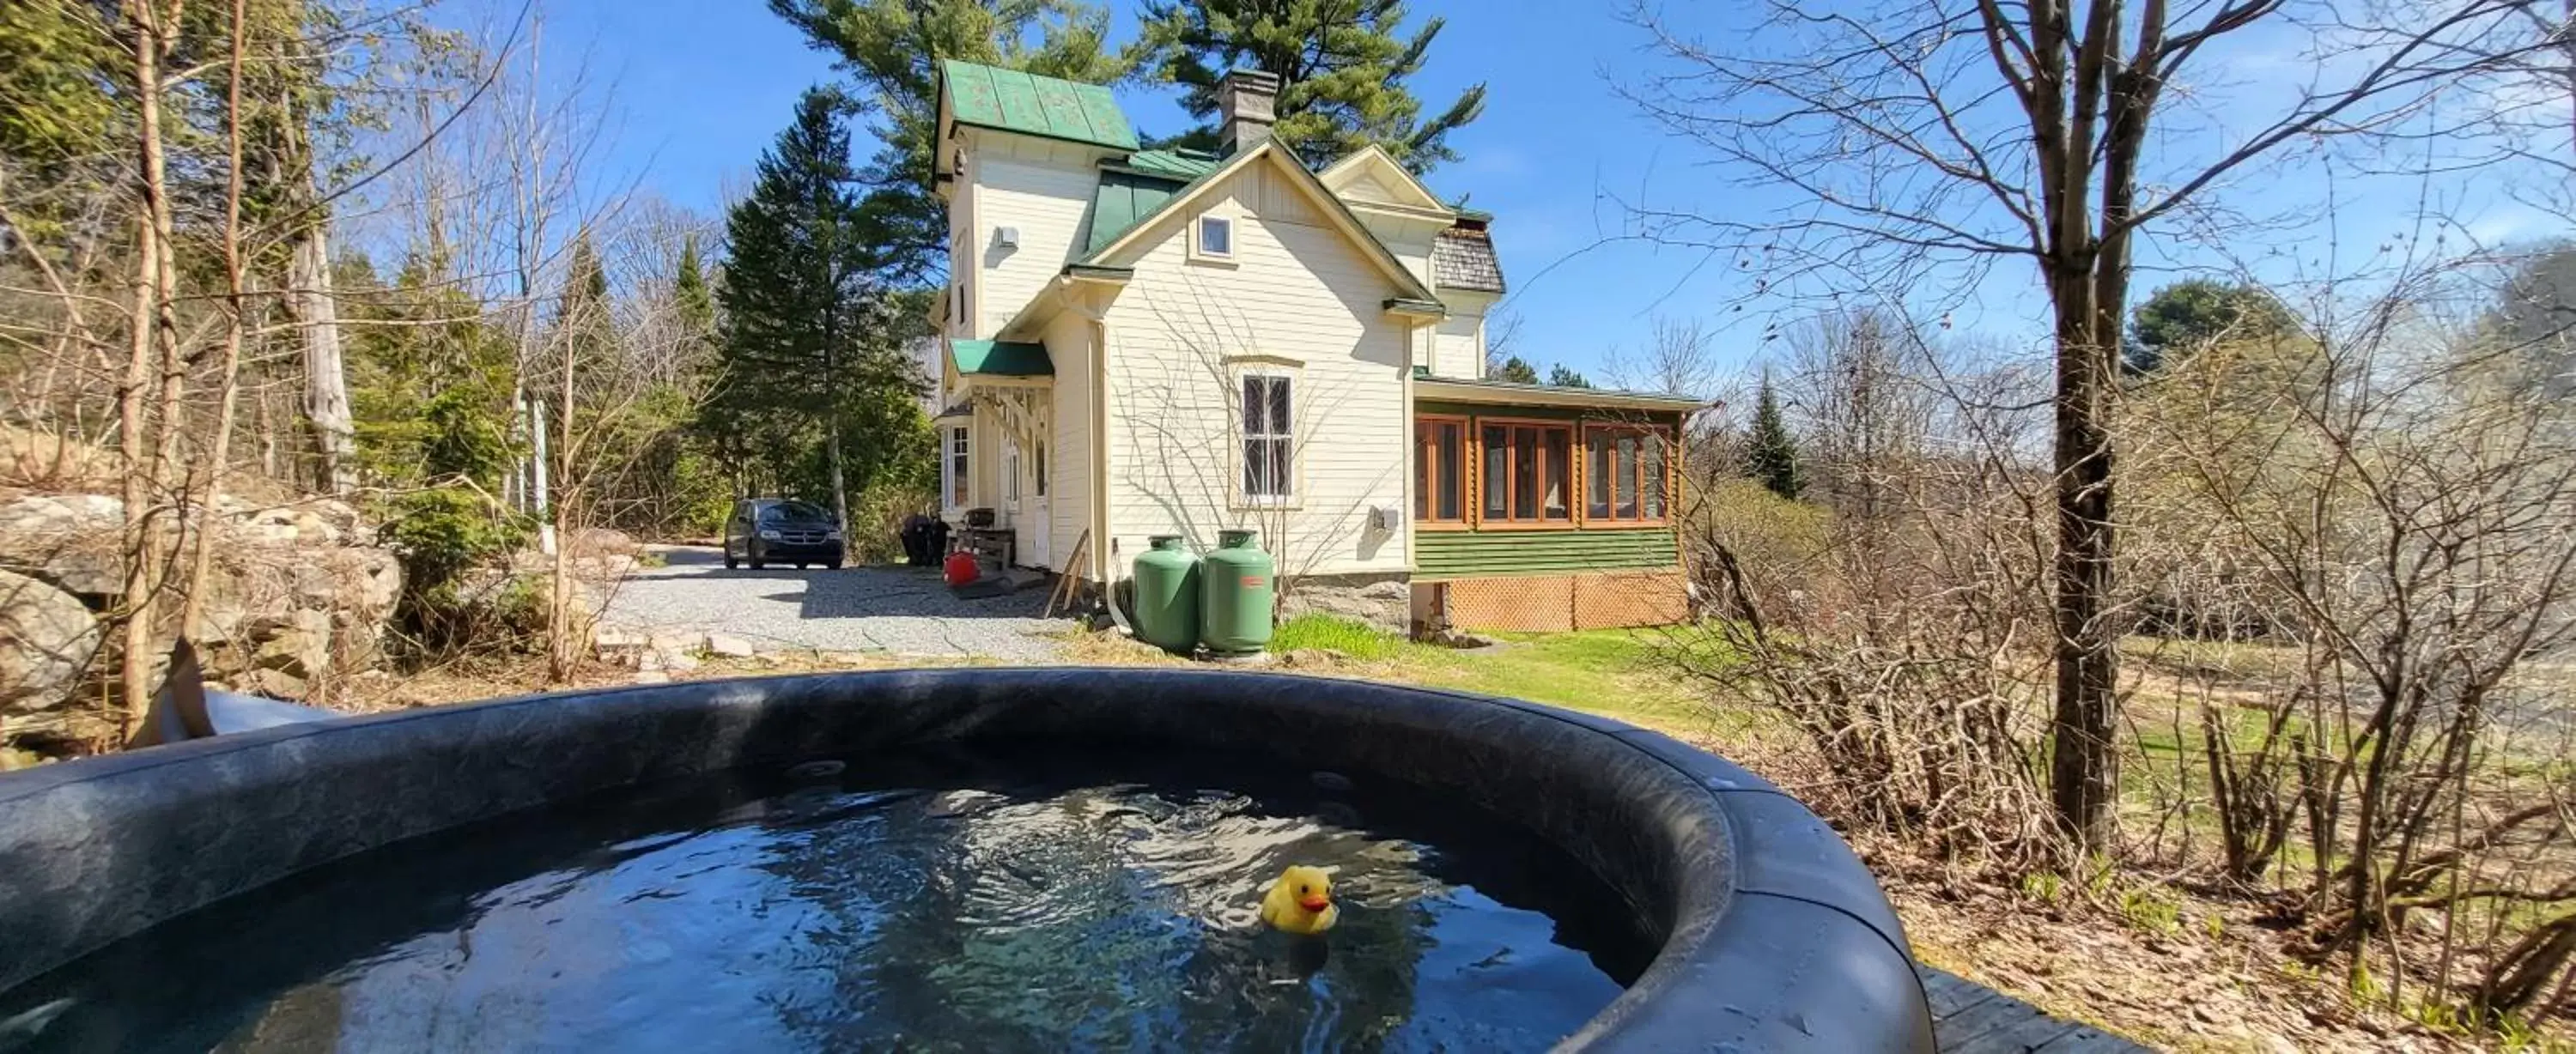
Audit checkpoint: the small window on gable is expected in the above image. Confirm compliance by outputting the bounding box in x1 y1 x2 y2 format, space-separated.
1195 215 1234 260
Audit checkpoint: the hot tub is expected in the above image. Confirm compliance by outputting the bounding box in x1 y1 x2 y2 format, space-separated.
0 669 1934 1051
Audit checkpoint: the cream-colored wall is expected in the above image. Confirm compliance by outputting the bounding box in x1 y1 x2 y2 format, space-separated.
1099 160 1412 578
1042 310 1095 575
1431 291 1495 379
968 136 1101 338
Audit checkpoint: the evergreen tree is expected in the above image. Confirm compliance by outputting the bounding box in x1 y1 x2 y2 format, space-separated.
714 88 931 538
673 232 715 341
1493 355 1540 385
766 0 1130 285
1546 363 1593 389
1138 0 1485 172
556 233 617 372
1746 373 1804 501
2125 279 2296 374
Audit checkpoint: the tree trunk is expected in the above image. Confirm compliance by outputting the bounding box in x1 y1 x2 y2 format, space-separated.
827 408 850 539
116 0 179 740
289 221 354 494
2047 268 2123 851
183 0 254 640
548 329 578 681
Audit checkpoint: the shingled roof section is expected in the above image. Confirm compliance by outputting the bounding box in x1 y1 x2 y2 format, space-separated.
1432 226 1504 294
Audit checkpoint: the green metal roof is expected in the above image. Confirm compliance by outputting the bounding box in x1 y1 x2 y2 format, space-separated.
1085 169 1189 255
1084 151 1226 255
939 60 1135 151
949 338 1053 377
1120 148 1223 180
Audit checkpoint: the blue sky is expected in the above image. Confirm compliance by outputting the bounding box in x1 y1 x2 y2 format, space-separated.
517 0 2567 386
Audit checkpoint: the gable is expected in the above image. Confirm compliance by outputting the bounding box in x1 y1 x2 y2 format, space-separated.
1082 144 1437 304
1316 146 1450 215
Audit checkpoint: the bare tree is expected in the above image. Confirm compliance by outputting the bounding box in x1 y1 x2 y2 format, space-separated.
1619 0 2555 847
1606 315 1723 397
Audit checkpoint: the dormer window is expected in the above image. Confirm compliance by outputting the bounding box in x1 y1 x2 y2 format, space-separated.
1193 214 1235 263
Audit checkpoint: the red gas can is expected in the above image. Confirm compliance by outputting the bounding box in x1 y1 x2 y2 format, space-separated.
942 550 980 587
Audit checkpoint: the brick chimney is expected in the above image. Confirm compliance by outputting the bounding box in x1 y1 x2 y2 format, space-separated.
1218 70 1279 155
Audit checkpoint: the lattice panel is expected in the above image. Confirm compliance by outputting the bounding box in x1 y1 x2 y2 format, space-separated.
1443 571 1689 633
1445 576 1576 633
1573 570 1689 629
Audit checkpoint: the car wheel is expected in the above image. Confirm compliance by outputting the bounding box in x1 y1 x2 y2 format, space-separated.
796 562 808 570
749 558 765 570
724 554 738 569
825 560 842 570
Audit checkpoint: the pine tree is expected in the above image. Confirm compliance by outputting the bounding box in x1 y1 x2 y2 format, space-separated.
1493 355 1540 385
1746 372 1804 501
674 233 715 341
1138 0 1485 171
766 0 1131 285
714 88 930 537
1546 363 1594 389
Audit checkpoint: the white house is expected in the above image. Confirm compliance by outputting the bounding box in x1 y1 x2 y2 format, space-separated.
931 63 1701 632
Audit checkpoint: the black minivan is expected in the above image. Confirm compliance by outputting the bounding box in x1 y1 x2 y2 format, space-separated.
723 499 845 570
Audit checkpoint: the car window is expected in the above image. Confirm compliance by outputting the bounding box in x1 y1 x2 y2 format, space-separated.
761 501 829 523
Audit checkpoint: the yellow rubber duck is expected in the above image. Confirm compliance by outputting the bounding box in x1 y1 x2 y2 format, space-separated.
1260 865 1340 935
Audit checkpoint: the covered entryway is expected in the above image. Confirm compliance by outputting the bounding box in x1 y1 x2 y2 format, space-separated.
945 338 1054 569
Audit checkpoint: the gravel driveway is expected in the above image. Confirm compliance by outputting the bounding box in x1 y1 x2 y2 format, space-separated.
599 546 1071 661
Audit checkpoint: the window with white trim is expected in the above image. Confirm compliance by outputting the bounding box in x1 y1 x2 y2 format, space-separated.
945 427 969 508
1240 373 1293 504
1195 215 1234 260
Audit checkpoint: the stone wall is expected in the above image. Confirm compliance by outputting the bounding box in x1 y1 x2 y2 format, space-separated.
1279 572 1411 631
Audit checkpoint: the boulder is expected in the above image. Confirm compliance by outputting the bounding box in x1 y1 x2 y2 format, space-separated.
704 633 757 658
0 494 127 597
251 609 335 681
0 569 103 718
570 528 639 558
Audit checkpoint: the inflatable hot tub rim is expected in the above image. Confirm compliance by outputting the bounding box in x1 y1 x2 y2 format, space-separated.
0 668 1935 1052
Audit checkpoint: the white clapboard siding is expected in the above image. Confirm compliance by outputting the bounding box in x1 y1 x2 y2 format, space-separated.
1432 302 1488 379
1043 310 1095 575
972 148 1098 338
1100 161 1411 578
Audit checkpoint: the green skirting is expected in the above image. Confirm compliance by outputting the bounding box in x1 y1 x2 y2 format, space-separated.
1413 527 1679 579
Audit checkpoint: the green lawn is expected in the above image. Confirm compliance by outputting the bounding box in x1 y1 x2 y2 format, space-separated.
1264 615 1730 733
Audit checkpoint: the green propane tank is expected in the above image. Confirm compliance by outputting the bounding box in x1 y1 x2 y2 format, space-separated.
1200 529 1275 654
1131 535 1202 653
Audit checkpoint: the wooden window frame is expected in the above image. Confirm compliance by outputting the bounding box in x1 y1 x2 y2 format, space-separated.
1582 423 1675 527
1234 367 1299 510
945 426 970 509
1473 416 1577 530
1414 414 1472 530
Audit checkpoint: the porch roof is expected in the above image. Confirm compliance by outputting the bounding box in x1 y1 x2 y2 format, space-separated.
949 338 1053 378
1414 376 1705 413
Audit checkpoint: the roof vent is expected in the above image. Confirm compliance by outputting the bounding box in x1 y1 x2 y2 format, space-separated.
1218 70 1280 156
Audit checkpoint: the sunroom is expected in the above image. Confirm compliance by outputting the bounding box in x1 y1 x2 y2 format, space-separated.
1407 377 1704 633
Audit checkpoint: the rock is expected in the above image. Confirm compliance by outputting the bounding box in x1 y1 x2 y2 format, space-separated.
1278 573 1411 631
570 528 639 558
0 570 102 718
0 746 44 771
250 609 334 681
704 633 756 658
631 670 671 685
659 649 701 672
0 494 126 597
241 668 309 700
